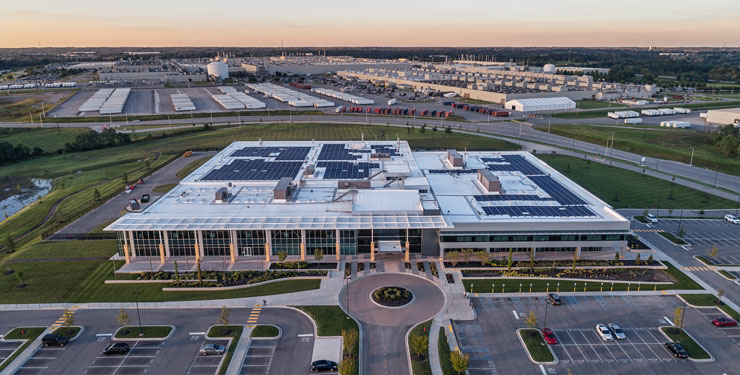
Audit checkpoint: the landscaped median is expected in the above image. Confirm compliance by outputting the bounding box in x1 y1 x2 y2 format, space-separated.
408 320 432 375
659 326 712 361
517 329 556 364
658 231 689 245
114 325 174 340
0 327 46 372
250 325 280 338
207 325 243 375
696 255 740 267
680 294 740 320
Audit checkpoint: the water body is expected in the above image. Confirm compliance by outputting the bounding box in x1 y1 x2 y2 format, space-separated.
0 178 52 222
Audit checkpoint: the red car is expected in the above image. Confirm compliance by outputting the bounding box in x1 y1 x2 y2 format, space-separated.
712 317 738 327
542 328 557 345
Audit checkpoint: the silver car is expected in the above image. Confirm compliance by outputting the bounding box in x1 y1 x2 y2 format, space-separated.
199 344 226 356
596 324 613 341
608 323 626 340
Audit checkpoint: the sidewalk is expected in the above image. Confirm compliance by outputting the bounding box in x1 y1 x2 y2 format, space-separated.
1 327 52 375
225 326 252 375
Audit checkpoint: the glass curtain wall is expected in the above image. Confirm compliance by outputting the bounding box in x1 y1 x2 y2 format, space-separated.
168 231 196 257
132 231 161 257
202 230 230 257
236 230 266 256
305 230 336 255
271 230 301 255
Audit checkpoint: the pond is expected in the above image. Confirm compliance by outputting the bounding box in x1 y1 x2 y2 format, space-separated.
0 178 52 222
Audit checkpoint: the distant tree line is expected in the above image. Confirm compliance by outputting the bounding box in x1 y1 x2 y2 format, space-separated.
62 128 131 153
0 141 43 164
709 125 740 157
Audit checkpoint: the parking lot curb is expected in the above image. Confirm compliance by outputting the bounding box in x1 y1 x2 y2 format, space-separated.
112 325 175 342
515 328 558 365
63 326 85 342
249 324 282 340
657 326 714 362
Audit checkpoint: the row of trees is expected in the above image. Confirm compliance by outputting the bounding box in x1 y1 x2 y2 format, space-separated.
62 128 131 153
709 125 740 157
0 141 43 164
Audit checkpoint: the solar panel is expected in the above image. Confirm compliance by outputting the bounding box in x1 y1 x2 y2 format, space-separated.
230 146 310 161
529 176 586 205
317 161 380 179
318 144 362 161
484 155 545 176
201 159 302 181
371 145 398 156
427 169 477 174
474 194 548 202
482 205 596 217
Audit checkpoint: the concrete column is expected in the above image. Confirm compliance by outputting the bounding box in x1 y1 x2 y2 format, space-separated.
128 231 137 258
194 243 200 262
370 241 375 262
265 230 272 263
162 231 170 257
405 241 410 262
229 230 236 263
123 244 131 264
158 243 165 264
531 247 536 261
335 229 341 261
575 246 581 258
196 231 204 259
300 230 306 262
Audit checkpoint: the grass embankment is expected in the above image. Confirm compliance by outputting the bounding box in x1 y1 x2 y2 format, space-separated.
680 294 740 320
576 100 626 109
176 156 210 179
463 262 702 293
658 231 689 245
438 328 454 375
115 326 172 339
519 329 554 362
536 154 736 209
408 320 432 375
0 128 90 152
0 92 74 122
0 327 46 372
250 325 279 338
552 100 740 119
152 183 177 193
660 327 711 359
208 325 243 375
534 123 740 176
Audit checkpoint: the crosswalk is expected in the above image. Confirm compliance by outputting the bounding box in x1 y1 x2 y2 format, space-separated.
247 304 262 325
50 306 79 329
682 266 714 272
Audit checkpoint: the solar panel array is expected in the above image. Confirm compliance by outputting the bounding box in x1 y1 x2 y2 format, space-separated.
230 146 310 161
371 145 398 156
318 144 363 161
201 159 302 181
483 155 545 176
475 194 548 202
528 176 586 205
427 169 477 174
318 161 380 179
482 206 596 217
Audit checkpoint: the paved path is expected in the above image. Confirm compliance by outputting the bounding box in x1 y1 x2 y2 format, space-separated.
339 273 444 375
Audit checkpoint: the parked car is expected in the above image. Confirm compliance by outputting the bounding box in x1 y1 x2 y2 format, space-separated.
595 324 613 341
608 323 626 340
103 342 130 355
547 293 562 305
311 360 338 372
665 342 688 358
199 344 226 355
542 328 557 345
42 334 69 347
725 214 740 224
712 317 738 327
645 214 658 223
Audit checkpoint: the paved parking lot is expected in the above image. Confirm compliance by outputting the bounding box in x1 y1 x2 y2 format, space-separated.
15 346 67 374
455 294 740 375
84 341 163 375
0 341 22 365
655 219 740 249
185 337 228 375
239 339 277 375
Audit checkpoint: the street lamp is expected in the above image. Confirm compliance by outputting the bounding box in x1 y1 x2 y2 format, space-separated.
344 274 351 319
132 291 143 337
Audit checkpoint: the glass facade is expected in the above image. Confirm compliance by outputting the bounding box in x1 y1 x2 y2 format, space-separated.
202 230 230 257
168 231 196 257
236 230 266 256
306 230 336 255
440 233 627 243
271 230 301 255
116 231 127 257
340 230 357 255
132 231 161 257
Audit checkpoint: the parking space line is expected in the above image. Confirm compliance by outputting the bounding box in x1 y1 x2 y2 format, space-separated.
552 331 574 363
578 330 602 363
564 331 590 363
623 334 649 362
628 329 662 362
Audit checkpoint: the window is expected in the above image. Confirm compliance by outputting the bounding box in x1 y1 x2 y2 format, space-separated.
168 231 196 257
132 231 160 257
236 230 265 256
534 235 550 242
202 230 230 257
340 230 357 255
306 230 336 255
271 230 301 255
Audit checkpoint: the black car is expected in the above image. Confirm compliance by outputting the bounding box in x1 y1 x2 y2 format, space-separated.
140 194 150 203
42 334 69 347
103 342 130 355
665 342 688 358
311 360 338 372
547 293 562 305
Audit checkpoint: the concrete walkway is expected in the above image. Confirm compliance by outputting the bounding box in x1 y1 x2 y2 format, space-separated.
225 326 252 375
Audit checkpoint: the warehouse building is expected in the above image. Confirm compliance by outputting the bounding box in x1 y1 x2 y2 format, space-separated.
106 141 630 266
704 108 740 126
504 97 576 112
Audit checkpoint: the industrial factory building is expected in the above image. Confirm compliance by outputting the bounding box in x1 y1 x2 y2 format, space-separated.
505 97 576 112
106 141 630 265
704 108 740 126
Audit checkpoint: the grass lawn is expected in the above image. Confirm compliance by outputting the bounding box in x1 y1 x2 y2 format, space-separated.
250 325 279 338
294 305 356 336
519 329 554 362
576 100 626 109
115 326 172 339
408 320 432 375
0 327 46 372
152 183 177 193
4 240 117 260
536 154 736 209
680 294 740 320
552 100 740 119
52 326 81 338
719 270 737 280
438 328 454 375
660 327 711 359
207 325 243 375
658 231 689 245
707 82 740 89
0 128 90 153
456 97 496 105
176 156 210 179
463 262 702 293
534 123 740 176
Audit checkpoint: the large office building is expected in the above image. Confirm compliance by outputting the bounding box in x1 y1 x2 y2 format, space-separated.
106 141 630 264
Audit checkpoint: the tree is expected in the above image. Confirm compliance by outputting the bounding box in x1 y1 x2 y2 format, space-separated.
614 252 620 263
673 306 683 328
93 188 101 201
708 244 719 259
5 235 15 253
529 248 535 272
122 171 128 183
445 126 452 134
314 249 324 261
476 251 489 265
342 329 358 358
409 334 429 360
446 251 460 267
450 350 470 375
218 306 231 327
116 308 130 327
634 253 641 265
338 357 356 375
717 289 725 304
647 254 654 263
16 270 24 287
572 251 578 271
62 308 75 329
145 159 151 169
277 251 288 262
507 248 514 271
173 261 180 283
525 310 538 329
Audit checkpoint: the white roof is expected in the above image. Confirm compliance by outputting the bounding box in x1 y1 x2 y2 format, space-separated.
505 97 576 106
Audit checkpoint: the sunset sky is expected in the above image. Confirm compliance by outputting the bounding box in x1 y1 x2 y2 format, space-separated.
2 0 739 47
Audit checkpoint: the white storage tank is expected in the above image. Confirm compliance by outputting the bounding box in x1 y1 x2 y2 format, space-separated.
207 62 229 80
543 64 556 74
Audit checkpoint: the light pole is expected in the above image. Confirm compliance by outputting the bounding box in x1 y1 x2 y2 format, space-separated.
344 274 351 319
543 300 550 329
132 291 143 337
689 147 694 167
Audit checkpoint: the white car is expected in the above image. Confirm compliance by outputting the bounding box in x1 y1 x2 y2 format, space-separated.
645 214 658 223
608 323 626 340
725 214 740 225
596 324 614 341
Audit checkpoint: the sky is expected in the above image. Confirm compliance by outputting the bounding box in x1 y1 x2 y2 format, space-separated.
1 0 739 48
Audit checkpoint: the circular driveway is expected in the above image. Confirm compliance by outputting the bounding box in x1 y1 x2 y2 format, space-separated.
339 273 445 375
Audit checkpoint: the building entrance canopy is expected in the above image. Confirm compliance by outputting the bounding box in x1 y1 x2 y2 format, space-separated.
377 240 403 253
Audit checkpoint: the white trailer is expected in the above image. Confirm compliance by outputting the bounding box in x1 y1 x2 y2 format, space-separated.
624 118 643 124
387 98 397 106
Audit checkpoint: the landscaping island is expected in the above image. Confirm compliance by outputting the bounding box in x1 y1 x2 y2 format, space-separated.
372 286 413 307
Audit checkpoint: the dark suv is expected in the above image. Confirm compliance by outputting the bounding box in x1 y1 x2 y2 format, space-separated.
547 293 562 305
311 360 338 372
103 342 130 355
42 334 70 347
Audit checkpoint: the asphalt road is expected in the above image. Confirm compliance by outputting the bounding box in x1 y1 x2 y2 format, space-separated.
340 273 444 375
0 307 314 375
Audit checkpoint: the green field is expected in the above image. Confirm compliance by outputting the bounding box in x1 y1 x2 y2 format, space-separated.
707 82 740 89
0 128 90 152
438 328 455 375
576 100 626 109
535 124 740 177
553 100 740 119
537 154 735 209
295 305 357 336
